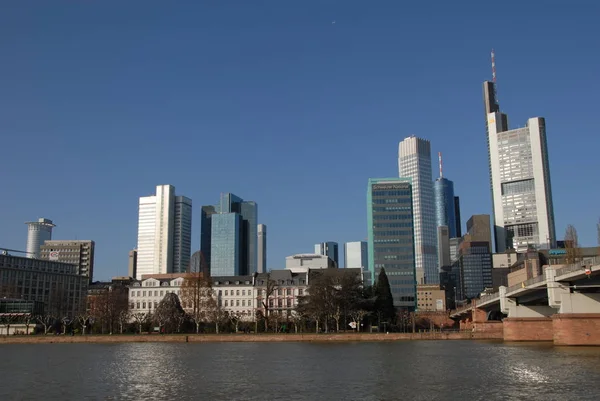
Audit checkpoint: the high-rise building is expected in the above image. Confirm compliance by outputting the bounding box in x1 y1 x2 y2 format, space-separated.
437 226 450 271
314 242 339 267
202 193 258 276
40 240 95 282
25 218 55 259
398 136 437 284
454 196 462 237
456 240 493 300
135 185 192 279
367 178 417 310
433 153 457 239
344 241 368 269
173 196 192 273
487 111 556 252
257 224 267 273
128 249 137 278
466 215 492 252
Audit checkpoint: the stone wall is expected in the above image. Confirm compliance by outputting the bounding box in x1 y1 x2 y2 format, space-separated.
503 317 553 341
552 313 600 346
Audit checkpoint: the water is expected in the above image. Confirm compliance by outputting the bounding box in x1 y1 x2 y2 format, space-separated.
1 340 600 400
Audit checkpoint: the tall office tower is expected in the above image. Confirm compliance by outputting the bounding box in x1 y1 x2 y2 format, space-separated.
454 196 462 237
487 109 556 252
437 226 451 271
398 136 437 285
367 178 417 310
433 153 457 238
204 193 258 276
314 242 339 267
257 224 267 273
128 249 137 278
25 218 55 259
200 205 217 271
466 215 492 252
40 240 95 282
456 240 493 300
173 196 192 273
135 185 192 279
344 241 368 269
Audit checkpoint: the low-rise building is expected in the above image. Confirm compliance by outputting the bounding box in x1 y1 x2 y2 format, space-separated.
40 240 95 282
416 284 446 311
285 254 335 273
213 275 256 320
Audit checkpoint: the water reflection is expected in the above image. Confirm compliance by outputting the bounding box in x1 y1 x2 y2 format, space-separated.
1 341 600 400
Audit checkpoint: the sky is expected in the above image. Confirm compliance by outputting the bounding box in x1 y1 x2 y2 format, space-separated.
1 1 599 281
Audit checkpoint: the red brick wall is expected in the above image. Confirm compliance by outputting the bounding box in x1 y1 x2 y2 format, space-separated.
503 317 553 341
552 314 600 346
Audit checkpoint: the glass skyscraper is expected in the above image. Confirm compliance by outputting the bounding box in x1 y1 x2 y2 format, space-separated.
433 177 457 239
367 178 417 310
314 242 339 267
344 241 368 269
398 136 437 285
201 193 258 276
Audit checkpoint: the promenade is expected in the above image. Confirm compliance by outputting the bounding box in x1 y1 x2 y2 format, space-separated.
0 331 501 344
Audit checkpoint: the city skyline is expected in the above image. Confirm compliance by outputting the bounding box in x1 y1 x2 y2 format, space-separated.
1 2 599 280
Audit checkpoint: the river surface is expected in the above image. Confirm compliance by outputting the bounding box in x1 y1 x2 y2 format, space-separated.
1 340 600 400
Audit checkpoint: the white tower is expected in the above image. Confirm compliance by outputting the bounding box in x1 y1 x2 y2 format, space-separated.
25 218 55 258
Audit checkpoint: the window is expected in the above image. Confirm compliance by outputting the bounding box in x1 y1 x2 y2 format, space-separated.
160 291 163 296
225 300 228 307
242 290 246 296
236 290 240 296
225 290 228 296
142 302 146 308
218 290 222 296
143 291 146 296
136 302 140 309
299 289 304 296
278 289 282 296
242 300 246 306
154 290 158 296
278 299 282 308
236 300 240 306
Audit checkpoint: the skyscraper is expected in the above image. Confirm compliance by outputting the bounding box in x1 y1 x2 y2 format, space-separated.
433 153 458 238
487 107 556 252
367 178 417 310
202 193 258 276
128 249 137 278
25 218 55 259
135 185 192 279
466 215 492 253
398 136 437 284
314 242 339 267
257 224 267 273
454 196 462 237
173 196 192 273
344 241 368 269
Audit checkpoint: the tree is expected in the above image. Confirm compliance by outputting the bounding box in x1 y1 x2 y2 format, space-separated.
374 268 396 328
154 293 185 333
257 273 278 332
208 299 227 334
118 310 130 334
349 309 368 332
77 313 92 335
131 312 149 334
180 273 214 334
36 314 55 334
565 224 582 264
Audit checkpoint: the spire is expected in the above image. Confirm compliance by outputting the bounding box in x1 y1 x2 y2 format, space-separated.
491 49 499 108
438 152 443 178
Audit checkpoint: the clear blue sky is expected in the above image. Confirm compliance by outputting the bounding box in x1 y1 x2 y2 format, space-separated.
1 1 599 280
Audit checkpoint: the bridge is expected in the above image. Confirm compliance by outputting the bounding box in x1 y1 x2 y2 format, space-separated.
450 256 600 345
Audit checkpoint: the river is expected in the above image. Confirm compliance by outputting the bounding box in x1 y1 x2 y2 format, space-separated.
1 340 600 400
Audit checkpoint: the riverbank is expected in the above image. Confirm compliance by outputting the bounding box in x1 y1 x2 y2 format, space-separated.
0 331 501 344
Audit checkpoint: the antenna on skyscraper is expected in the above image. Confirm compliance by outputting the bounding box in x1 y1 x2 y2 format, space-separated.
491 49 499 107
438 152 443 178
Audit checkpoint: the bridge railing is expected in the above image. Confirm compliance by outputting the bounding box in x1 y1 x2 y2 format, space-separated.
555 256 600 277
478 292 499 305
506 273 547 294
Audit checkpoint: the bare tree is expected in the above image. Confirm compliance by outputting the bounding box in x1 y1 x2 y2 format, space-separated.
565 224 582 264
229 311 242 333
77 313 92 335
154 293 184 334
180 273 213 334
118 310 130 334
349 309 368 332
36 314 55 334
257 274 278 332
131 312 149 334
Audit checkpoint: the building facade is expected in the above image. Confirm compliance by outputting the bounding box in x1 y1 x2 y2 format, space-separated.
485 81 556 253
367 178 417 309
434 177 457 239
202 193 258 276
135 185 192 279
456 240 493 300
211 213 242 276
466 215 492 253
257 224 267 273
25 218 55 259
344 241 368 269
285 254 335 273
398 136 437 285
437 226 450 272
454 196 462 237
416 284 446 312
128 249 137 278
40 240 95 282
314 242 339 267
0 254 88 317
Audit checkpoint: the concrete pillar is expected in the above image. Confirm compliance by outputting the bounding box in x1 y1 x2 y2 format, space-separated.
558 293 600 314
546 266 570 308
499 286 509 314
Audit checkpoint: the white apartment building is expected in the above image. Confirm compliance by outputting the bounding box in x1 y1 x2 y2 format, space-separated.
398 136 438 285
213 276 257 320
487 114 556 252
129 276 184 314
135 185 192 279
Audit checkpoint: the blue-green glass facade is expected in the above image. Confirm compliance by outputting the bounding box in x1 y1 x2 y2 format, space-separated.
210 213 242 276
434 177 457 238
367 178 417 310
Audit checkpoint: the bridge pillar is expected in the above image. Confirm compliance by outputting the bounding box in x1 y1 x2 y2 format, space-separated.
553 314 600 345
546 266 570 308
503 317 553 342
